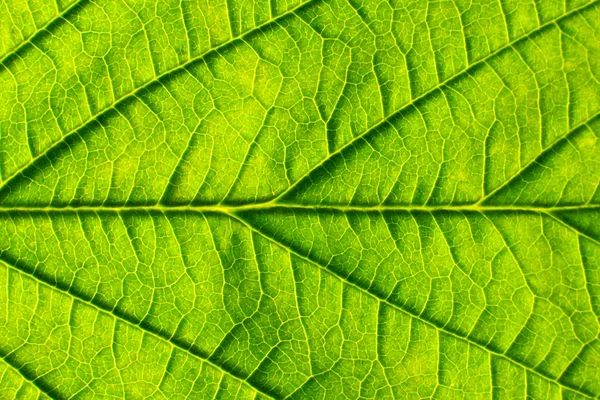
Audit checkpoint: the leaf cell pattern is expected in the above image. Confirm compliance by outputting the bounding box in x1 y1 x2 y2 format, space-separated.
0 0 599 398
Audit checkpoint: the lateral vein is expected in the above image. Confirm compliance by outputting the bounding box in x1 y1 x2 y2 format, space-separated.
0 258 278 400
231 212 597 399
0 0 319 191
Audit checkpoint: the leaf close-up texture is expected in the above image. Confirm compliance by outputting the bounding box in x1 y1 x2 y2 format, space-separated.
1 0 600 398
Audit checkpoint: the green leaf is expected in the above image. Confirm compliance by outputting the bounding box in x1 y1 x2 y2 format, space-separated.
1 0 599 398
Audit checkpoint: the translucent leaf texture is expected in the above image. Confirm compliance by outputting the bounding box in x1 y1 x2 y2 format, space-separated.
0 0 600 398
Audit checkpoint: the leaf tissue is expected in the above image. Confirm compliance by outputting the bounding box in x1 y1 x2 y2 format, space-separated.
0 0 599 398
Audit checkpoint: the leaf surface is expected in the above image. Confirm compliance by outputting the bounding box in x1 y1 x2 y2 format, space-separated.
0 0 599 398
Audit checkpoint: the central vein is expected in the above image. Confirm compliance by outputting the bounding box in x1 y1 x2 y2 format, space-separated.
0 203 595 213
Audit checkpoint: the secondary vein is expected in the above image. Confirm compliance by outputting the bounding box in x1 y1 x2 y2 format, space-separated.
0 258 278 400
0 0 89 67
0 0 319 191
231 211 597 400
268 0 600 204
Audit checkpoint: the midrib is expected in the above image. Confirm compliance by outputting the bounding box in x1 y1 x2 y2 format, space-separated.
0 203 596 213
